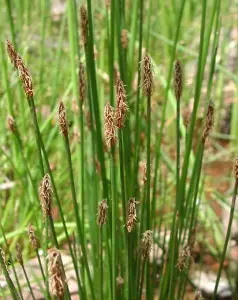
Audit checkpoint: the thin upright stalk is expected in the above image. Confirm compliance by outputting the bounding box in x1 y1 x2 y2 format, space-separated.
21 264 36 300
63 133 95 300
213 178 238 299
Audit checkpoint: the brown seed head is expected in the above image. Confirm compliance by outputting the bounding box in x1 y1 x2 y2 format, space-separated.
16 243 23 266
203 101 215 142
174 59 183 101
121 29 128 49
115 77 129 129
177 245 190 272
39 174 52 219
7 115 16 133
97 199 108 226
0 248 9 274
126 198 140 232
80 5 88 45
79 62 85 103
141 54 153 97
28 224 40 249
104 103 117 147
48 248 65 298
58 100 68 136
6 40 34 97
194 290 204 300
141 230 153 258
234 155 238 180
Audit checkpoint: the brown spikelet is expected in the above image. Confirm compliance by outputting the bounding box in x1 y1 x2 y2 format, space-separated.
48 248 65 298
97 199 108 226
0 248 9 274
203 101 215 142
234 155 238 180
39 174 52 219
6 40 34 97
16 243 23 266
58 100 68 136
80 5 88 45
7 115 16 133
188 227 196 251
79 62 85 103
121 29 128 49
141 230 153 258
28 224 40 249
194 290 204 300
141 54 153 97
177 245 190 271
115 77 129 129
174 59 183 101
126 198 140 232
104 103 117 147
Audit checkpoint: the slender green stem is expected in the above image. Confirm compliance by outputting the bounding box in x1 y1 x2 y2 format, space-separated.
36 250 45 283
213 179 238 299
21 264 36 300
63 133 95 300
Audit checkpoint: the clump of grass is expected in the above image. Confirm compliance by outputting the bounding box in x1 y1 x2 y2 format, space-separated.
0 1 237 299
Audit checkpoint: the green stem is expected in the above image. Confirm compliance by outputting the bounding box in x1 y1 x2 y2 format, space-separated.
63 133 95 300
21 264 36 300
213 178 238 299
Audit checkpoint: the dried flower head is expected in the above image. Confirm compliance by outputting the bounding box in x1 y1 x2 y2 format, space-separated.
97 199 108 226
174 59 183 101
6 40 34 97
194 290 204 300
141 54 153 97
141 230 153 258
0 248 9 274
234 155 238 180
126 198 140 232
39 174 52 219
121 29 128 49
16 243 23 266
7 115 16 133
48 248 65 298
58 100 68 136
79 62 85 103
177 245 190 272
80 5 88 45
104 103 117 147
115 77 129 129
203 101 214 142
28 224 40 249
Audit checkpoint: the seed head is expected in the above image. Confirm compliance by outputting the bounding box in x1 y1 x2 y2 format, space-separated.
177 245 190 272
126 198 139 232
39 174 52 220
28 224 40 249
234 155 238 180
58 100 68 136
79 62 85 103
194 290 204 300
141 54 153 97
0 248 9 274
174 59 183 101
104 103 117 147
203 101 214 142
16 243 23 266
6 40 34 97
141 230 153 258
121 29 128 49
97 199 108 226
115 77 129 129
7 115 16 133
80 5 88 45
48 248 65 298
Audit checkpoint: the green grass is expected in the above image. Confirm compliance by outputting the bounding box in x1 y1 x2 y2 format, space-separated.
0 0 237 299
